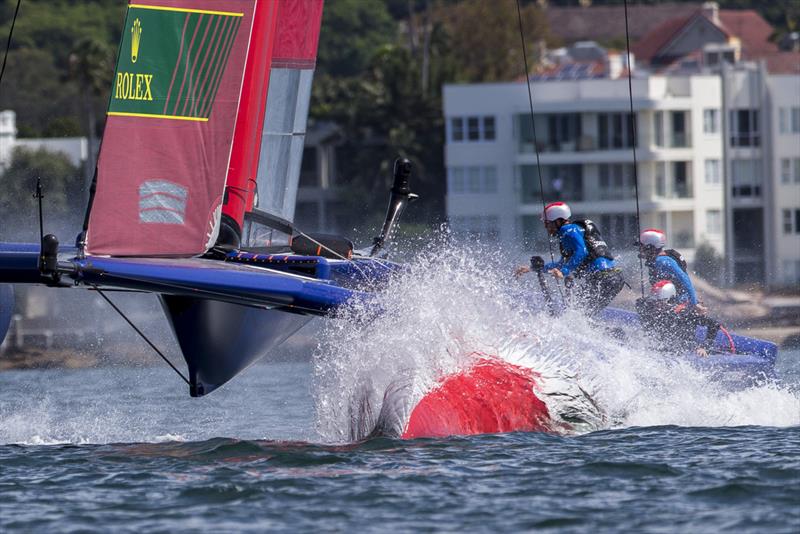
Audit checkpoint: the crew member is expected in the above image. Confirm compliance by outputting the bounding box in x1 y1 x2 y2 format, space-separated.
516 201 624 315
636 280 722 357
637 228 699 307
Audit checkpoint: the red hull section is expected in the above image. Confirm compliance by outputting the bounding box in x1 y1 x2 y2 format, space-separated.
401 358 552 439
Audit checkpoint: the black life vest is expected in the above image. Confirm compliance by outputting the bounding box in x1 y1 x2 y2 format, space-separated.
662 248 688 272
559 219 615 264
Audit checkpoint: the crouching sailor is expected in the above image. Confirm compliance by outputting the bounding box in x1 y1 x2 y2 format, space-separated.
516 201 624 315
637 281 722 357
637 228 702 309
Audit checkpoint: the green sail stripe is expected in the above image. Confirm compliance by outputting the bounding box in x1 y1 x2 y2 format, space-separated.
189 14 226 117
169 13 205 116
181 13 219 117
108 7 243 121
200 16 241 118
162 12 191 115
174 13 211 116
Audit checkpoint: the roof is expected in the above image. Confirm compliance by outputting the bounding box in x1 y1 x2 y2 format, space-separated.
718 10 778 56
631 14 696 64
760 52 800 75
545 3 697 44
632 8 779 65
531 61 606 82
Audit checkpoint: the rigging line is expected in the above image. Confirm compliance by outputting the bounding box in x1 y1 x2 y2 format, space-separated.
623 0 645 298
515 0 565 303
514 0 553 264
291 225 372 281
91 285 191 386
0 0 21 95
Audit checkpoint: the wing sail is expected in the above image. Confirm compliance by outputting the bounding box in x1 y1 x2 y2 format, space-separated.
222 0 325 243
86 1 258 256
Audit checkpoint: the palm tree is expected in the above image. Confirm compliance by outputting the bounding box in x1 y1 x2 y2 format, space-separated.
68 37 112 181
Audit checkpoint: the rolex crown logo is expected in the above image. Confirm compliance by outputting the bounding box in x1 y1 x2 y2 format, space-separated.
131 18 142 63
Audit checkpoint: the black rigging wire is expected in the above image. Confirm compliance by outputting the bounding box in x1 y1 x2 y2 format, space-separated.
0 0 21 94
515 0 555 264
515 0 565 305
92 285 191 386
623 0 646 298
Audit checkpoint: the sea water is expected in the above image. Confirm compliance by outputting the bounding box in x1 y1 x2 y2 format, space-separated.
1 245 798 532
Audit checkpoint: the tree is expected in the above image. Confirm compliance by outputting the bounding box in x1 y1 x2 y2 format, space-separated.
316 0 396 77
69 36 113 170
437 0 551 83
0 147 83 241
694 241 724 285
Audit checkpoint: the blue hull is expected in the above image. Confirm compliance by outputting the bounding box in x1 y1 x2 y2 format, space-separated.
160 295 312 396
0 242 783 395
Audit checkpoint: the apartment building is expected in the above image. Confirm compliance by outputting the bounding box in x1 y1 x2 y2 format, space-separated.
443 5 799 287
444 75 725 258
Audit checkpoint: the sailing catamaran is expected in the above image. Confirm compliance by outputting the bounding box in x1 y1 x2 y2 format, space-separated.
0 0 414 397
0 0 780 438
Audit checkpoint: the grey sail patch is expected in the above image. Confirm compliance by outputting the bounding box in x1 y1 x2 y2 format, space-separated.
139 180 188 225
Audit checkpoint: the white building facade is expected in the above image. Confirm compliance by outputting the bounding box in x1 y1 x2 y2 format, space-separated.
443 68 800 287
0 110 88 170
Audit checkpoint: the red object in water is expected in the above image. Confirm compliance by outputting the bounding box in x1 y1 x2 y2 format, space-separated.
401 358 552 439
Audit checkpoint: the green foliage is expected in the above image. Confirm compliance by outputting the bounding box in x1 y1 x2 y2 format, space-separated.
0 48 79 137
0 0 123 136
317 0 396 77
0 147 83 240
694 241 724 285
42 116 82 138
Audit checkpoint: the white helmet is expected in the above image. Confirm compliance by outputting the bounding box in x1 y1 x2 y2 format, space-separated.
651 280 676 300
541 202 571 222
639 228 666 249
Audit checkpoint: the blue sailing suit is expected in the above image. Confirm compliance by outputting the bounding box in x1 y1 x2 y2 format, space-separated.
544 223 624 315
647 255 698 305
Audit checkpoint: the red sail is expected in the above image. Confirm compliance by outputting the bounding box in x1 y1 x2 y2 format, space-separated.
223 0 324 240
87 1 257 256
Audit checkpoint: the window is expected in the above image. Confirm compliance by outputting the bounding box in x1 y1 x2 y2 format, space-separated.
467 166 481 192
483 116 495 140
671 111 689 147
448 166 497 194
706 210 721 234
705 159 721 185
451 115 496 143
654 111 664 147
703 109 719 134
782 260 800 284
467 117 480 141
778 158 799 184
451 118 464 142
598 112 636 149
729 109 760 147
484 166 497 192
595 213 638 248
779 108 788 134
783 209 793 234
655 161 666 197
673 161 691 198
731 159 762 197
793 107 800 134
517 113 581 152
449 167 464 193
450 215 499 241
598 163 634 200
520 164 583 202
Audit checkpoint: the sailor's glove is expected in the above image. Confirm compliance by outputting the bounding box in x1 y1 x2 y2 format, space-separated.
529 255 545 272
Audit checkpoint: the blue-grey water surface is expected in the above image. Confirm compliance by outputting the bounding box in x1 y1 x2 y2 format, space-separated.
1 353 799 532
